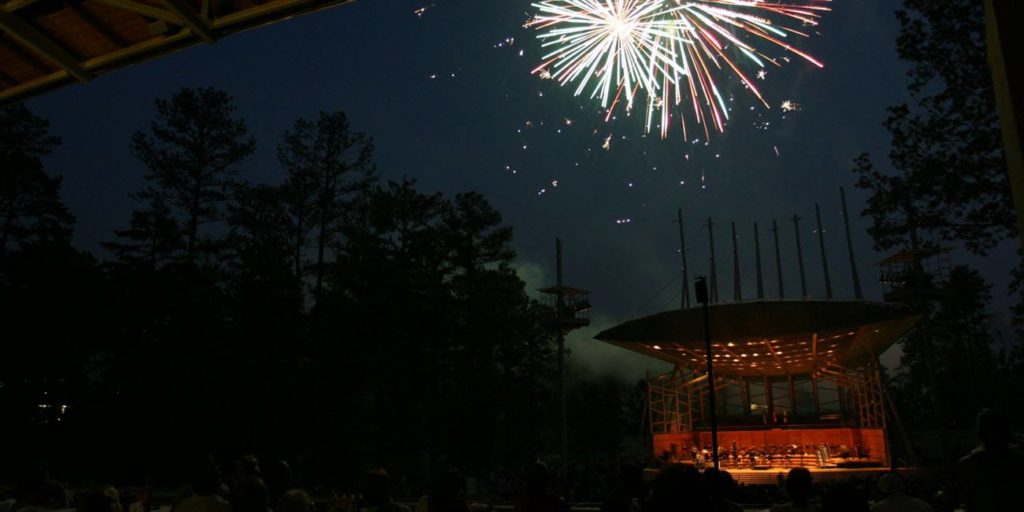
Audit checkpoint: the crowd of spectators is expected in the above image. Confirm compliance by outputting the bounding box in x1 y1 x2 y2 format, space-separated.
0 409 1018 512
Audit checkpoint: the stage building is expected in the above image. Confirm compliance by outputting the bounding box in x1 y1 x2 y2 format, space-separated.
597 300 919 471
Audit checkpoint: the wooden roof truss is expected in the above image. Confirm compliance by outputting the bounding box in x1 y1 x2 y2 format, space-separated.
0 0 356 102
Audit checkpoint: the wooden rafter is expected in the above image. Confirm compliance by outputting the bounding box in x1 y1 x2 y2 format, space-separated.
0 0 46 13
89 0 183 24
0 34 51 73
63 0 129 48
1 0 358 102
764 338 790 374
163 0 215 43
0 10 91 82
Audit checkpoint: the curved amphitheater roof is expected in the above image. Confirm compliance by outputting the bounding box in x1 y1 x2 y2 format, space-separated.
595 300 919 376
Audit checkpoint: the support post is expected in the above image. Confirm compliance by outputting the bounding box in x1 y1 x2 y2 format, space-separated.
695 277 719 470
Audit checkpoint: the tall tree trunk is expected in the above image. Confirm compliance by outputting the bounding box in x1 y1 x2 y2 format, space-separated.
187 180 201 265
315 215 327 299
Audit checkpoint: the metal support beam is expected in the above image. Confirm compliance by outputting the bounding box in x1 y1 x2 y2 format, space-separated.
163 0 215 43
0 11 91 83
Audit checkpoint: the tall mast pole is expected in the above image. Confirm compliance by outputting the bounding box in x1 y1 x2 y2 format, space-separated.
754 222 764 299
815 204 833 299
792 215 808 298
840 187 864 300
677 210 690 309
772 220 784 298
555 238 567 483
707 218 718 303
731 222 742 301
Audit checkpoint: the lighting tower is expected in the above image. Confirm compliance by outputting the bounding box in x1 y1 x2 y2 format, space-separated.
539 238 590 483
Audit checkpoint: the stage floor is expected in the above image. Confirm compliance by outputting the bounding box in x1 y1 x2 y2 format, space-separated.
644 466 896 485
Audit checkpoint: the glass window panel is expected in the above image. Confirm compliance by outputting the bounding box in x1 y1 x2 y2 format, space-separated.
818 379 841 413
794 376 815 417
747 379 767 415
721 382 743 416
770 377 792 419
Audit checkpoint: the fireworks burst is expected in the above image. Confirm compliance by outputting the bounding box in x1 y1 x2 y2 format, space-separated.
528 0 830 141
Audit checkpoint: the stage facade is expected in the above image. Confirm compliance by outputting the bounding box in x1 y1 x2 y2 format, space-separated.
596 300 919 471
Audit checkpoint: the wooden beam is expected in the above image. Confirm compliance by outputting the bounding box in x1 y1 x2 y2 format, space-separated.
0 67 16 86
163 0 215 43
90 0 183 24
64 0 129 48
0 34 52 74
764 338 790 374
0 0 45 13
0 11 91 83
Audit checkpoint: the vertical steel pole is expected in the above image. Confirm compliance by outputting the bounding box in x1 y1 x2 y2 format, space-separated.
754 222 765 299
792 215 808 298
678 210 690 309
840 187 864 300
731 222 742 301
815 204 833 299
772 220 784 298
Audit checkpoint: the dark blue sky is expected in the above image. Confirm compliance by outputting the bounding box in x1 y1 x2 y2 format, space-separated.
24 0 1019 377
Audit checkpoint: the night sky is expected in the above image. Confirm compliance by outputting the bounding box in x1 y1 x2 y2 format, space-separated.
23 0 1019 378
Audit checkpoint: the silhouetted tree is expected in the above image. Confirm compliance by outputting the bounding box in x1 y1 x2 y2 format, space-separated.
103 193 183 268
130 87 256 265
852 0 1020 462
889 267 1010 444
227 182 304 335
277 110 375 298
0 104 73 255
852 0 1011 254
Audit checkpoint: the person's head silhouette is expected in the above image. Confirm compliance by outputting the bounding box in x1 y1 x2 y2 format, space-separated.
976 408 1011 451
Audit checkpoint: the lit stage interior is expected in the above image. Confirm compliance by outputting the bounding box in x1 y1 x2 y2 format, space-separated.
597 300 919 474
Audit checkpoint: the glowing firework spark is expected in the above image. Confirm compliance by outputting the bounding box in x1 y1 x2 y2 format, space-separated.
780 99 801 112
528 0 830 140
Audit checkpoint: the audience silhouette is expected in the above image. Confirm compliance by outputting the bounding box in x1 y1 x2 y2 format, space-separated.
956 408 1024 512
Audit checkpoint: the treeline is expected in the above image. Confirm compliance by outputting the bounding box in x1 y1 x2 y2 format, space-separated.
0 89 642 486
852 0 1024 462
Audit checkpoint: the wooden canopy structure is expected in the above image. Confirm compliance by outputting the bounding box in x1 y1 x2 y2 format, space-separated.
596 300 919 377
0 0 356 102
